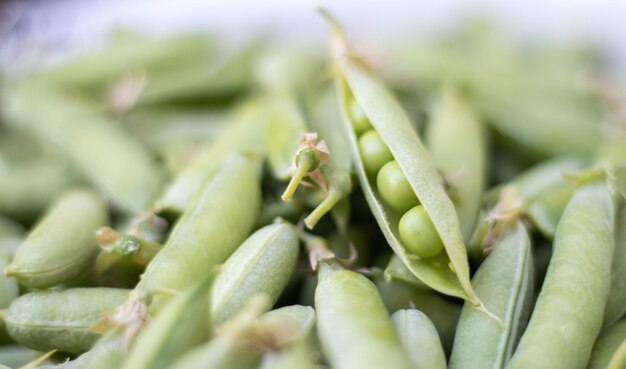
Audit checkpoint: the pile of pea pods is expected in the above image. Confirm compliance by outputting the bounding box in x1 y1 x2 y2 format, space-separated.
0 13 626 369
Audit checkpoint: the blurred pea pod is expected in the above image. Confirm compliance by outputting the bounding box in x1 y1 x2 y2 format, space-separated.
35 32 215 93
64 330 125 369
605 203 626 327
258 340 318 369
121 271 214 369
5 288 129 354
135 155 261 311
449 221 533 369
155 98 269 214
391 309 447 369
211 222 299 325
426 88 486 243
0 345 44 369
4 81 165 214
0 156 80 222
588 319 626 369
7 189 107 288
95 226 162 275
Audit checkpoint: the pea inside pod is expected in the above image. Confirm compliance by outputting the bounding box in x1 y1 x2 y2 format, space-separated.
325 14 482 308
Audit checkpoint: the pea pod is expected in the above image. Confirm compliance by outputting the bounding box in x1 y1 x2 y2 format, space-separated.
7 189 107 288
425 88 487 243
257 305 316 345
588 318 626 369
315 262 413 369
5 288 129 354
449 221 534 369
0 345 41 368
383 255 428 290
391 309 447 369
605 203 626 327
121 271 213 369
95 227 162 274
0 249 19 344
325 16 481 307
155 99 269 214
258 341 318 369
5 81 165 214
65 330 125 369
135 154 261 311
507 181 615 369
211 222 299 325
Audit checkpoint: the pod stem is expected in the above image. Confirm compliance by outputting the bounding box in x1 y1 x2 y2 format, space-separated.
281 159 313 201
304 187 341 229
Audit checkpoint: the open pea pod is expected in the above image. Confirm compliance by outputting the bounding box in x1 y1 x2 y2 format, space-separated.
325 17 481 307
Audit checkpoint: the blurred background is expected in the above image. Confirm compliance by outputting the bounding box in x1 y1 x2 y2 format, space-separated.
2 0 626 71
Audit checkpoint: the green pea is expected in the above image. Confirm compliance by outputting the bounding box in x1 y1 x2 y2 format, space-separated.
358 130 393 177
507 181 615 369
377 161 419 213
5 288 129 354
7 189 107 288
398 205 444 258
348 99 372 135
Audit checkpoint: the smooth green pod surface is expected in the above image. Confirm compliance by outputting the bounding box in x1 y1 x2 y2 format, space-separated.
5 288 129 354
449 221 534 369
258 340 318 369
258 305 316 344
156 98 269 213
0 345 41 368
7 189 107 288
211 223 299 324
315 263 413 369
507 182 615 369
605 204 626 327
328 21 480 306
122 271 213 369
5 82 165 214
426 88 486 242
65 330 125 369
588 319 626 369
136 155 261 310
391 309 447 369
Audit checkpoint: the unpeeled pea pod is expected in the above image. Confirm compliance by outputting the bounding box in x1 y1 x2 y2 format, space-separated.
587 318 626 369
391 309 447 369
258 341 318 369
121 271 213 369
5 288 129 354
155 99 269 214
5 82 165 214
135 154 261 311
257 305 316 345
325 17 481 308
0 345 42 368
64 330 125 369
449 221 534 369
211 222 299 325
507 181 615 369
425 87 487 244
0 249 19 344
7 189 107 288
315 262 413 369
605 203 626 327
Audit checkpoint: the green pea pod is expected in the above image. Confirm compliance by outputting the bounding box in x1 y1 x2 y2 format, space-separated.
383 255 428 290
449 221 534 369
315 263 413 369
304 87 353 230
605 203 626 327
155 99 269 214
136 154 261 311
0 159 79 222
325 17 481 307
211 222 299 325
425 88 487 243
165 295 269 369
121 271 213 369
7 189 107 288
0 345 41 368
391 309 447 369
267 94 309 180
254 47 321 95
507 181 615 369
95 227 162 274
0 250 19 344
588 319 626 369
5 288 129 354
65 330 125 369
375 277 461 355
257 305 316 344
5 82 165 214
258 340 318 369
